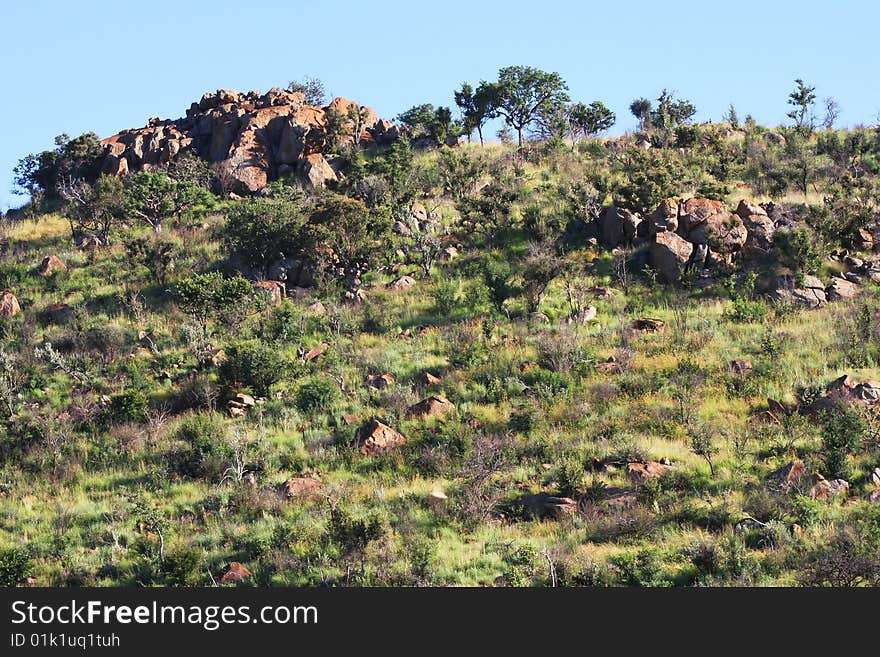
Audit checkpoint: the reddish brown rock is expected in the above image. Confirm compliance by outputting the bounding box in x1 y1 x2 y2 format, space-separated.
408 395 455 418
826 277 860 301
37 255 67 276
767 459 808 492
220 562 252 584
366 372 396 389
626 460 672 484
650 230 693 282
252 280 285 305
0 291 20 317
282 476 326 499
353 419 407 455
421 372 443 386
810 474 850 500
298 153 337 188
304 342 329 362
388 275 417 290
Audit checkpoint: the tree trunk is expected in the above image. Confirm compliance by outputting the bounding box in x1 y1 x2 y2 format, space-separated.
517 127 524 148
477 125 484 146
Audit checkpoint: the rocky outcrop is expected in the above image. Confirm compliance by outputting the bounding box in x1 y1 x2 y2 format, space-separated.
37 255 67 276
282 476 326 499
626 460 673 484
99 88 397 193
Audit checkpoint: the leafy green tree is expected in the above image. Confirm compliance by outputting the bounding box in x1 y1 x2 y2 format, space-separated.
774 227 821 280
126 170 212 233
14 133 103 206
650 90 697 147
306 193 389 286
454 82 496 145
568 101 616 142
223 197 308 279
57 174 125 244
219 340 284 396
174 272 254 338
788 79 816 135
629 98 652 131
485 66 570 147
397 103 461 147
0 547 32 586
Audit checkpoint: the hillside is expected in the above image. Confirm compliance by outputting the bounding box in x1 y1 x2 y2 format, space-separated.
2 79 880 587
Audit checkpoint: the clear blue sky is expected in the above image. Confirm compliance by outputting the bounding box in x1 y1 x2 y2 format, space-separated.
3 0 879 211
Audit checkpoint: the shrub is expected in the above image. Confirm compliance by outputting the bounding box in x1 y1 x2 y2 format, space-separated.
171 412 227 479
219 340 284 397
108 389 148 423
610 548 668 587
0 546 32 586
295 377 341 415
162 545 203 586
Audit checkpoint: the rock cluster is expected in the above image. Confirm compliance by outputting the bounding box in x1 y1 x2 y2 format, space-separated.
99 88 400 193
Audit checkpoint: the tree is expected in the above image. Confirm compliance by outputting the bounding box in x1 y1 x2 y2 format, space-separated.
287 76 327 105
521 242 564 314
486 66 570 147
126 170 211 233
629 98 652 131
724 104 740 129
13 133 103 205
787 79 816 135
305 193 389 287
222 197 308 279
454 82 496 145
568 101 616 142
174 272 254 338
397 104 461 147
57 174 124 244
650 90 697 147
822 97 840 130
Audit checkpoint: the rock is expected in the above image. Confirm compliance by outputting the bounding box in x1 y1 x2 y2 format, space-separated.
626 460 672 484
843 255 864 269
677 198 724 233
650 230 693 282
352 419 407 455
227 401 247 418
730 359 753 375
298 153 337 188
234 392 255 407
741 213 776 255
252 280 285 305
429 485 448 500
868 489 880 503
408 395 455 418
570 306 597 323
855 228 874 251
0 291 20 317
209 350 227 367
767 398 792 416
825 374 880 406
220 562 252 584
410 202 428 223
304 342 329 362
601 206 642 246
388 275 417 290
307 301 326 315
647 198 679 235
513 493 578 520
765 131 786 145
687 211 748 252
869 467 880 487
735 199 768 219
366 372 395 389
421 372 443 386
441 246 459 261
767 274 826 308
282 476 326 499
99 87 398 193
632 317 665 332
766 459 808 492
810 474 849 500
826 277 860 301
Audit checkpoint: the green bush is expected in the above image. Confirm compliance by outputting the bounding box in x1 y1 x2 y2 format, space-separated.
162 545 203 586
295 377 341 415
108 389 148 423
0 547 32 586
219 340 285 397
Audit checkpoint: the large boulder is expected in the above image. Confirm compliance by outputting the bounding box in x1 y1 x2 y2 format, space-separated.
687 211 748 252
252 280 285 305
512 493 577 520
650 230 694 282
766 274 826 308
626 460 672 485
678 198 725 235
601 206 642 246
281 476 326 499
766 459 809 492
826 277 860 301
352 419 407 455
297 153 337 188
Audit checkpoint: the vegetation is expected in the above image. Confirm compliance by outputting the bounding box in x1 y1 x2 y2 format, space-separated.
3 71 880 588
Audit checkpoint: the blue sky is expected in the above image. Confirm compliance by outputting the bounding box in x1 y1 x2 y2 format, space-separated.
3 0 879 211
